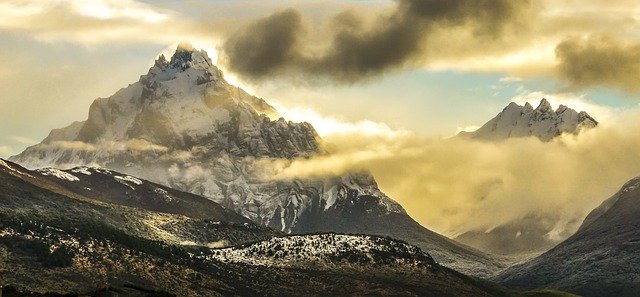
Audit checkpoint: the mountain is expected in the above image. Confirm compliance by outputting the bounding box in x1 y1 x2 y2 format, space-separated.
0 159 506 296
455 99 597 257
455 214 571 257
10 44 505 277
459 99 597 141
494 177 640 297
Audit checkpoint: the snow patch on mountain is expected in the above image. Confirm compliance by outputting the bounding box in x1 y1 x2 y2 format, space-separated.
71 167 92 175
37 168 80 182
206 234 434 268
115 175 143 185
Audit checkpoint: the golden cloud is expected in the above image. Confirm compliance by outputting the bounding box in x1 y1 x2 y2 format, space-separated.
556 34 640 93
255 108 640 238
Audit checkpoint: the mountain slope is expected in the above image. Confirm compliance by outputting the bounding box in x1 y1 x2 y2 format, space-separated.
10 44 503 277
494 177 640 297
0 159 505 296
35 165 249 223
459 99 597 141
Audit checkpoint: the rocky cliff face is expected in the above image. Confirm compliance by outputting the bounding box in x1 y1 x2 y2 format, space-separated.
10 45 502 277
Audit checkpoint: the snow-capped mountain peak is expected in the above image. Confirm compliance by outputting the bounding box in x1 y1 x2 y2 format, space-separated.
146 43 223 85
460 98 598 141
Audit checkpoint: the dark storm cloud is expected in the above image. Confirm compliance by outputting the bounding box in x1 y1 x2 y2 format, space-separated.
555 35 640 93
223 9 304 78
221 0 531 83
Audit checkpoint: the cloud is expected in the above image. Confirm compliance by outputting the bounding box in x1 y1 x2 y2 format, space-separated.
221 0 532 83
7 135 37 145
555 34 640 93
109 139 169 152
4 0 640 94
455 125 481 135
272 103 409 139
511 90 619 123
0 0 180 44
48 141 98 151
254 107 640 238
222 9 303 80
35 139 168 153
0 146 13 157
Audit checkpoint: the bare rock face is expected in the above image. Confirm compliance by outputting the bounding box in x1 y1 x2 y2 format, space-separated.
460 99 597 141
10 45 503 277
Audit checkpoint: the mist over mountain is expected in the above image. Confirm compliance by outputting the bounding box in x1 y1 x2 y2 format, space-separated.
452 99 598 256
10 45 505 277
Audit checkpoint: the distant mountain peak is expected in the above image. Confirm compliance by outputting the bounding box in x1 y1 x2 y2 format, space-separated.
460 98 598 141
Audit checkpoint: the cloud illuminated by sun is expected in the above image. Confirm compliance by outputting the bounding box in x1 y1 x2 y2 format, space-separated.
271 103 410 139
71 0 170 23
511 91 619 123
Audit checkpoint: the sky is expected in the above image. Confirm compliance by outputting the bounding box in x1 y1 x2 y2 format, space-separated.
2 0 640 236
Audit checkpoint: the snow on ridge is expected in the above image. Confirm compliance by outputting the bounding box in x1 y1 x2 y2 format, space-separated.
205 234 432 268
37 168 80 182
154 187 174 202
71 167 92 175
114 175 143 189
93 168 113 175
0 159 35 178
